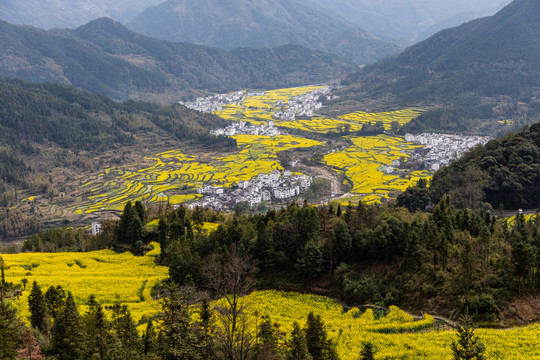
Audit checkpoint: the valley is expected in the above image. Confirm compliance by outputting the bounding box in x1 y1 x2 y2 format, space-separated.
4 85 494 233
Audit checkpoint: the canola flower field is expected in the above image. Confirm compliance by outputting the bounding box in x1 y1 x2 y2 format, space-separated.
65 86 429 213
222 291 540 360
72 134 322 214
325 135 431 204
4 247 540 359
3 242 168 329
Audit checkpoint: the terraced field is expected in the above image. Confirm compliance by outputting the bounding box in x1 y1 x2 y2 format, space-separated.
72 135 323 214
36 86 429 214
325 135 431 204
339 109 424 130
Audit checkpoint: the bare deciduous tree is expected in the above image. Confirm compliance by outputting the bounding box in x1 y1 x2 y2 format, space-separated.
204 247 258 360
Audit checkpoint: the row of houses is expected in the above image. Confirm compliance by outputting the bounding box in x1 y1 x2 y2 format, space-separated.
404 133 492 171
272 87 331 121
179 91 246 113
210 121 281 137
190 170 313 210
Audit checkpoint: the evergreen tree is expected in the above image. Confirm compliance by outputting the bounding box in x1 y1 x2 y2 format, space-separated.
28 281 47 331
83 296 118 360
45 285 67 322
157 291 204 360
359 342 375 360
332 220 352 262
0 256 5 286
111 303 141 355
451 324 486 360
198 299 213 359
134 201 147 225
296 242 324 281
0 301 23 360
286 321 312 360
143 320 156 356
254 315 282 360
304 312 339 360
51 292 84 360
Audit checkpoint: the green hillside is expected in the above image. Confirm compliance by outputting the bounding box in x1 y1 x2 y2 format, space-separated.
0 18 353 101
0 77 232 240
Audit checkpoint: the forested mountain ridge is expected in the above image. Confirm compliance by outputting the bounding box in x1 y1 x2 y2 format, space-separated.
428 122 540 210
329 0 540 135
126 0 401 65
0 18 353 102
0 77 233 240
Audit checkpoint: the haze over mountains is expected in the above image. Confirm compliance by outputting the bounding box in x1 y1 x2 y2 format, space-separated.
126 0 400 65
0 18 352 101
332 0 540 134
0 0 511 66
295 0 512 43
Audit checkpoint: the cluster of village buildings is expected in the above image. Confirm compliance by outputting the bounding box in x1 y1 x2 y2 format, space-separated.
272 87 331 121
402 133 492 172
210 121 281 137
188 170 312 210
179 91 246 113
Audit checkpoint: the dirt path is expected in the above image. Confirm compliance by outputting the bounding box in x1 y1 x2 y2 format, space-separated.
302 165 341 194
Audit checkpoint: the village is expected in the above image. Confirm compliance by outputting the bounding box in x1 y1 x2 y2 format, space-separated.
178 90 246 112
210 121 281 137
402 133 492 172
187 170 313 211
272 86 332 121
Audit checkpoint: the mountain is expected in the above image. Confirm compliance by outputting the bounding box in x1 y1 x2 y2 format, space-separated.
330 0 540 134
0 0 164 29
126 0 401 65
0 18 353 101
429 122 540 210
295 0 512 43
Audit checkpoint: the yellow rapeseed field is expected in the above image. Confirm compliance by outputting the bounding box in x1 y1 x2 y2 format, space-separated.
3 242 168 325
73 135 322 214
223 290 540 360
325 135 430 204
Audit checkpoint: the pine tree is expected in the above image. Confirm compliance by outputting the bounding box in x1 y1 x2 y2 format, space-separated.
359 342 375 360
158 291 204 360
111 303 141 355
83 296 118 360
254 315 281 360
451 325 486 360
0 256 5 286
143 320 155 355
51 292 84 360
0 301 23 360
45 285 67 322
304 312 339 360
28 281 47 331
134 201 147 225
286 322 311 360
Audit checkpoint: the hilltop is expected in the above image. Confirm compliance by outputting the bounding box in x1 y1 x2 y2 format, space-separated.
0 18 353 101
126 0 401 65
329 0 540 135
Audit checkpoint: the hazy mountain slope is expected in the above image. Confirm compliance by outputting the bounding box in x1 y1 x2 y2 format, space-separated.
0 0 163 29
126 0 401 65
330 0 540 134
0 18 353 101
296 0 512 43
